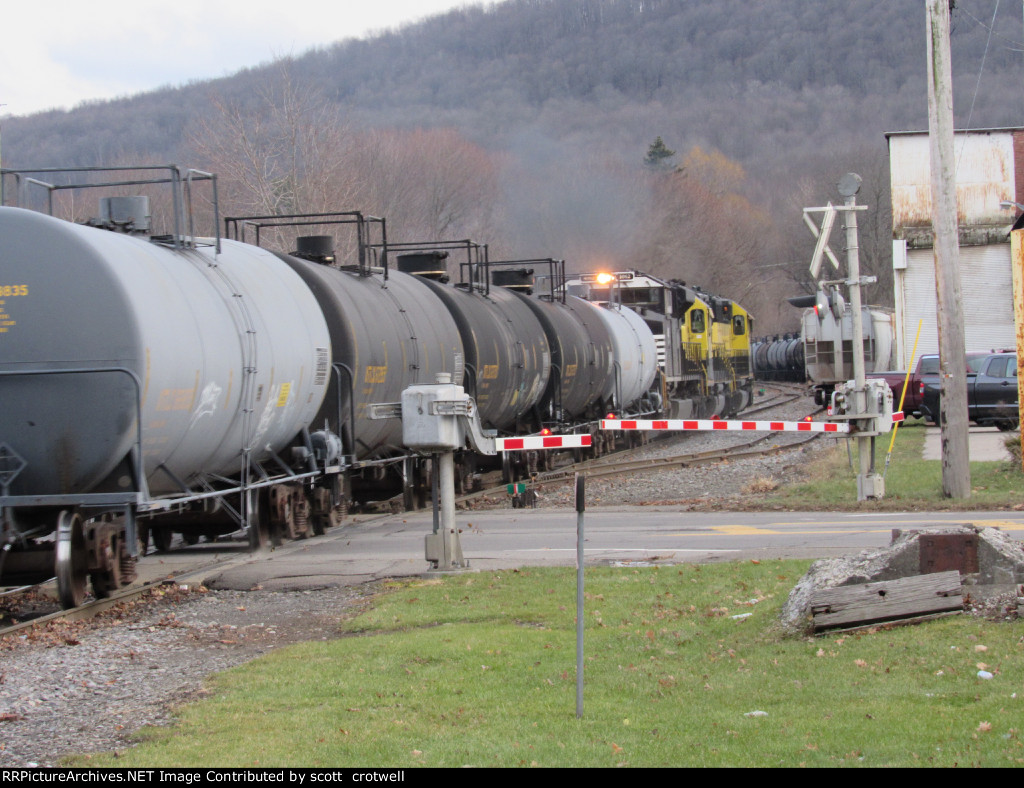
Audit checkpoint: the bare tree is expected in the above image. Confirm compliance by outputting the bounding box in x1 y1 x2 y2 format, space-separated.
346 127 500 245
186 61 360 249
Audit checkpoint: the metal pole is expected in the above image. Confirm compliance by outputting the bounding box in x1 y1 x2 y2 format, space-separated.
439 451 457 567
575 473 585 719
842 182 873 498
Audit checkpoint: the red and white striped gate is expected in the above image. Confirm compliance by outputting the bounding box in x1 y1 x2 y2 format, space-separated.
600 417 856 434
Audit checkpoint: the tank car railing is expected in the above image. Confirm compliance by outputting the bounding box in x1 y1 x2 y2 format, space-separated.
0 165 218 251
224 212 388 277
488 258 567 302
383 239 487 288
332 363 357 465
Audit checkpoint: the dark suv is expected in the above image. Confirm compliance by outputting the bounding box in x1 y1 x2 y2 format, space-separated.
920 352 1019 430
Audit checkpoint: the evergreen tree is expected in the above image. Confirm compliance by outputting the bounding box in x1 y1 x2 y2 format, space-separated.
644 136 676 169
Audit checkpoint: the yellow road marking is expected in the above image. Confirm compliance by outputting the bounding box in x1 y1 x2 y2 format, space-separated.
669 519 1024 536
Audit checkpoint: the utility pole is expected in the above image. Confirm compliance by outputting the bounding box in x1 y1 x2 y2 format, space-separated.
926 0 971 498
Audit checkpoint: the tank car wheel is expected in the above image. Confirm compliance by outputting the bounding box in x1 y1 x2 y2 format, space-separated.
182 533 200 546
248 489 281 549
55 510 88 608
152 527 174 553
997 420 1018 432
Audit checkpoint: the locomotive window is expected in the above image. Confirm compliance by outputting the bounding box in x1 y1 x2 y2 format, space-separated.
690 310 706 333
620 287 659 306
732 314 746 335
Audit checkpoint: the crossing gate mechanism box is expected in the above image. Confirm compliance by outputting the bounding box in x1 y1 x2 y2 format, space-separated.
401 380 469 451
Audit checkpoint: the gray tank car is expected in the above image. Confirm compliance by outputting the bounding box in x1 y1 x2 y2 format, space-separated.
0 204 332 605
801 302 895 405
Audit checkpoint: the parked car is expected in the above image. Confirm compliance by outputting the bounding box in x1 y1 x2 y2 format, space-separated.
920 351 1019 430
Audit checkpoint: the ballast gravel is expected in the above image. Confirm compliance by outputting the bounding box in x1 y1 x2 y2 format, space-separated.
0 585 379 767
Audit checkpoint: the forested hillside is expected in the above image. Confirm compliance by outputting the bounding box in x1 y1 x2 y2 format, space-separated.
3 0 1022 331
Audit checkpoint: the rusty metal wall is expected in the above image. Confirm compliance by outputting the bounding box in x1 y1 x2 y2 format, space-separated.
888 129 1017 248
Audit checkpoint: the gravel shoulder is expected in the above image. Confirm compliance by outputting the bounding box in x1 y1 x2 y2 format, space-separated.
0 584 382 767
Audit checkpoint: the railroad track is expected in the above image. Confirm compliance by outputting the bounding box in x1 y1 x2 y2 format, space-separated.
0 547 248 638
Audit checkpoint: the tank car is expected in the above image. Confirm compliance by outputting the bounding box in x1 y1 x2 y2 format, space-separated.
259 239 465 507
800 298 895 405
394 253 551 433
752 334 805 382
0 172 338 606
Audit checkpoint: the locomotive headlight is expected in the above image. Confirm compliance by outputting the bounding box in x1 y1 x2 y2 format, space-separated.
595 272 616 285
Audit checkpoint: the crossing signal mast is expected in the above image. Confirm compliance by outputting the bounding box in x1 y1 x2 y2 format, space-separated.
603 175 899 501
803 173 889 500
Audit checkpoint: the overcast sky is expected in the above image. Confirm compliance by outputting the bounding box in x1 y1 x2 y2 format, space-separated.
0 1 483 118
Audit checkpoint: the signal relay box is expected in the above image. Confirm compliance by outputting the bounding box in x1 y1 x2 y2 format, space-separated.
828 379 896 436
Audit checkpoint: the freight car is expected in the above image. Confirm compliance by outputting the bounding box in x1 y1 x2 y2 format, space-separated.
797 292 896 406
751 334 804 382
753 291 896 404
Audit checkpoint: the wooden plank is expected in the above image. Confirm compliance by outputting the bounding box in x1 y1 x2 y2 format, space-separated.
820 610 962 636
810 570 962 632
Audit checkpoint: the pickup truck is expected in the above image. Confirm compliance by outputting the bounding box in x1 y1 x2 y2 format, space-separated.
919 351 1019 430
866 351 991 420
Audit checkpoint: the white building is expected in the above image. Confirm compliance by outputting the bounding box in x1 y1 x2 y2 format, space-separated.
886 128 1020 368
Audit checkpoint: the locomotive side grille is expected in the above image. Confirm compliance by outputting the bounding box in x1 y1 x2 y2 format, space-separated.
654 334 667 370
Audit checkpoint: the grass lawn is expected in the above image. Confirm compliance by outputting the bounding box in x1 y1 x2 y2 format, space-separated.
71 560 1024 768
763 420 1024 510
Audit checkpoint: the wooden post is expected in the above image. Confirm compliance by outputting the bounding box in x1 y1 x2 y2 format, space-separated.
926 0 971 498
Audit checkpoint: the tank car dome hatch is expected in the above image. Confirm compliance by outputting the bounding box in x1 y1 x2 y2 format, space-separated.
294 235 336 264
396 251 450 280
96 196 151 233
491 268 535 292
0 207 332 498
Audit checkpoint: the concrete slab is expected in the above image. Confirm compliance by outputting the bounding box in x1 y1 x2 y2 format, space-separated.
922 425 1015 461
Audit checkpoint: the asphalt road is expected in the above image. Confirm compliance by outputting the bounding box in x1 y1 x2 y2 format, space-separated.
151 507 1024 592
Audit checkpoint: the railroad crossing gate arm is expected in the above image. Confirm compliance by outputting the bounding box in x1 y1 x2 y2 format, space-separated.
602 382 901 437
600 418 851 434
